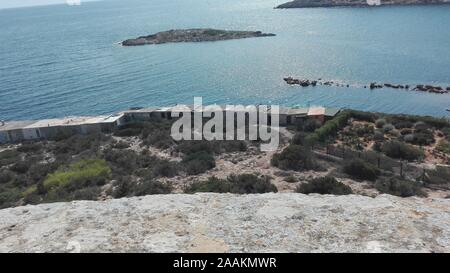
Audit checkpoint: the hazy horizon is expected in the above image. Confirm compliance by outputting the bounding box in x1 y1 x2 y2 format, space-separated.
0 0 98 10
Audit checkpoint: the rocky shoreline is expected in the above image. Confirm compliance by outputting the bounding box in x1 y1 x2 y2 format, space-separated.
121 29 275 46
275 0 450 9
283 77 450 94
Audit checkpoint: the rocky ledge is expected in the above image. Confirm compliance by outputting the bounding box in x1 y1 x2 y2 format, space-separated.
1 193 450 253
284 77 450 94
276 0 450 9
121 29 276 46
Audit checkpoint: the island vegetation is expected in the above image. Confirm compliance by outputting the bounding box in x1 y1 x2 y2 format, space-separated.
122 28 275 46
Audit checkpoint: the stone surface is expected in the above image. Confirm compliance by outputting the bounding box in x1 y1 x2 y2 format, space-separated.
1 193 450 253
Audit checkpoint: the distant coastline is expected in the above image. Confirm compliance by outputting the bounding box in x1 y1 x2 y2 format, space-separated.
121 29 276 46
275 0 450 9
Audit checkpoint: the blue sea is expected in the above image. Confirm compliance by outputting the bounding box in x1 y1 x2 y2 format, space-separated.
0 0 449 120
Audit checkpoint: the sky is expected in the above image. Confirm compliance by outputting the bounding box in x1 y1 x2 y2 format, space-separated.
0 0 97 10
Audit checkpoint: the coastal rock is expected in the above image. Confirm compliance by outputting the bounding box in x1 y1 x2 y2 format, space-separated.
122 29 276 46
1 193 450 253
275 0 450 9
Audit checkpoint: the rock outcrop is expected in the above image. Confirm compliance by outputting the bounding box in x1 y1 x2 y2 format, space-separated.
122 29 275 46
1 193 450 253
276 0 450 9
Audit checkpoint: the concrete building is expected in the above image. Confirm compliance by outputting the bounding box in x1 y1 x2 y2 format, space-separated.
0 106 341 144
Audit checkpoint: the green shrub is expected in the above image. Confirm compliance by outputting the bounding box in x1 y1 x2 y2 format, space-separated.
381 141 423 161
177 141 214 155
271 145 321 171
410 130 435 146
9 161 30 174
42 159 111 192
348 110 378 123
296 176 353 195
375 177 426 197
0 170 15 184
184 177 231 193
437 140 450 155
71 187 101 201
112 141 130 149
375 119 386 129
311 111 351 142
143 130 174 149
51 133 110 155
382 124 395 133
284 175 298 183
182 151 216 175
185 174 277 194
228 174 277 194
373 131 385 142
424 166 450 185
0 150 21 167
299 119 322 132
133 179 172 196
0 186 22 209
17 142 43 153
343 159 380 181
152 160 178 178
112 177 172 197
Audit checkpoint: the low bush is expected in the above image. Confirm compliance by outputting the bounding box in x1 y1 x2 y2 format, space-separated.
381 141 423 161
184 174 277 194
51 133 110 155
311 111 352 142
271 145 321 171
227 174 277 194
424 166 450 185
152 160 178 178
0 170 15 184
296 176 353 195
42 159 111 193
182 151 216 175
133 179 172 196
284 175 299 183
0 150 21 167
112 177 172 198
375 177 426 197
410 130 435 146
17 142 43 153
0 186 22 209
9 161 30 174
184 177 231 193
375 118 386 129
437 140 450 155
343 159 380 181
112 141 130 149
382 124 395 133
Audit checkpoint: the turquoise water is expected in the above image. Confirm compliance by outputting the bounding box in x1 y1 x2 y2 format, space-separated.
0 0 449 120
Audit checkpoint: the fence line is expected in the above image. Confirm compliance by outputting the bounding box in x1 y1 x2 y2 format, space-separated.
313 144 448 182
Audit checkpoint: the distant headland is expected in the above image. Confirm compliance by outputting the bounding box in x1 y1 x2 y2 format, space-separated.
275 0 450 9
121 29 276 46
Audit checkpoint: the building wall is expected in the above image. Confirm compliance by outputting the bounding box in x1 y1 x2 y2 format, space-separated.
22 128 40 140
0 131 10 143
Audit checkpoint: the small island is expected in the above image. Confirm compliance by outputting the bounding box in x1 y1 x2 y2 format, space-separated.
275 0 450 9
122 28 276 46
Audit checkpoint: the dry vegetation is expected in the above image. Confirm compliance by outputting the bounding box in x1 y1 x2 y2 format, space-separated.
1 110 449 209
